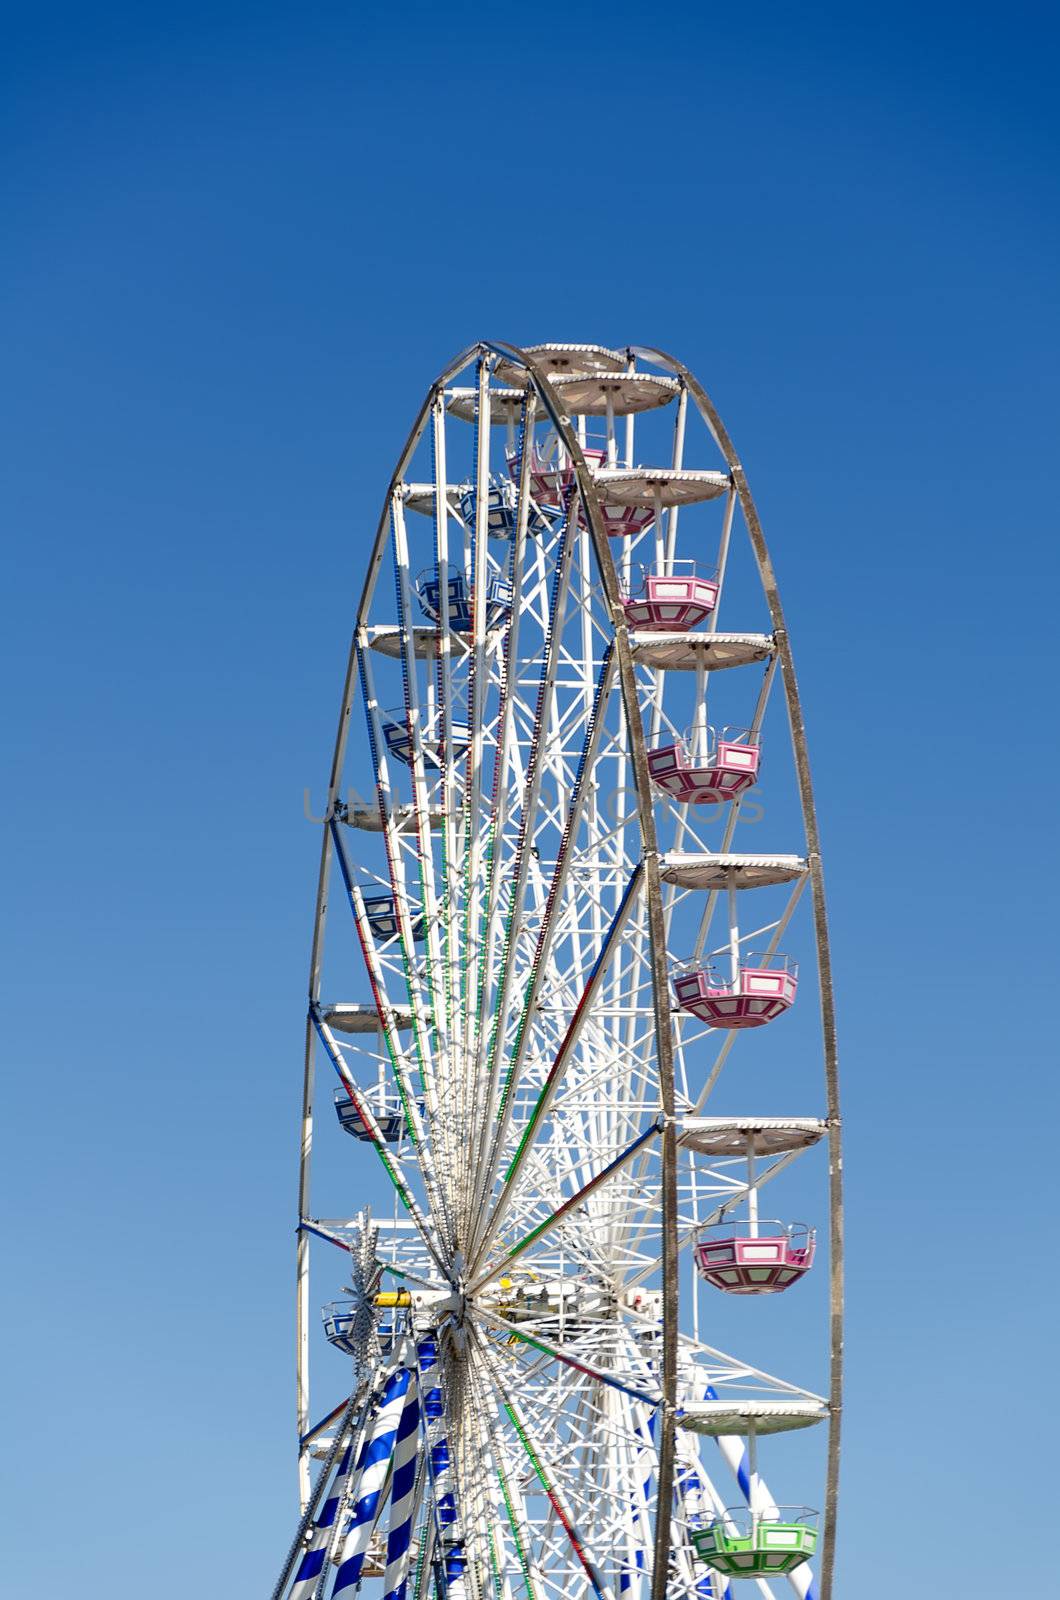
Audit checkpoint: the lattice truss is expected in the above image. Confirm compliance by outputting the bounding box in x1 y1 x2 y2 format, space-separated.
275 344 842 1600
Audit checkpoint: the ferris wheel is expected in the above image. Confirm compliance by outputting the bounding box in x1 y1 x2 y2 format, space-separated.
272 342 843 1600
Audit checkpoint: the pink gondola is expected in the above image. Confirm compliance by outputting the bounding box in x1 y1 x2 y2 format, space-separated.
507 443 679 537
507 443 607 510
648 729 759 804
673 954 798 1029
694 1221 815 1294
622 566 719 631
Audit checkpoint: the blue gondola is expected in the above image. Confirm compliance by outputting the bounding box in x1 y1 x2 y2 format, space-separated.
459 477 552 539
322 1299 404 1355
381 717 471 768
416 569 511 631
322 1300 363 1354
334 1087 409 1142
362 890 426 942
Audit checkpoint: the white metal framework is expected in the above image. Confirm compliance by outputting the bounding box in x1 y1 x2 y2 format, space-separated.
276 343 843 1600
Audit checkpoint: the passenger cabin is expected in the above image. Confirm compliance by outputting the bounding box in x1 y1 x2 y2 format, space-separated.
458 478 551 539
691 1510 819 1579
694 1222 815 1294
682 1120 820 1296
334 1086 408 1143
648 728 760 804
362 890 425 943
680 1402 824 1581
674 955 798 1029
507 442 607 510
322 1298 404 1356
621 565 719 631
416 569 511 631
382 716 471 769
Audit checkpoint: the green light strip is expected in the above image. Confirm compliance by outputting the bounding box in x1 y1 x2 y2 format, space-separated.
496 1458 537 1600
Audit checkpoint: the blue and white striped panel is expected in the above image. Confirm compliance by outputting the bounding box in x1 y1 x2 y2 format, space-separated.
333 1364 413 1594
381 1375 421 1600
786 1560 816 1599
416 1337 466 1593
288 1443 354 1600
416 1338 458 1530
618 1408 654 1595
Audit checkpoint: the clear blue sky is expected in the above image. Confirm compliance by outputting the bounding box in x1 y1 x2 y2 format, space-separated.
3 3 1058 1593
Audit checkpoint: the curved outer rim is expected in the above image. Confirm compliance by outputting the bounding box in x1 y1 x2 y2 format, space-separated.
296 341 482 1505
294 339 843 1600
